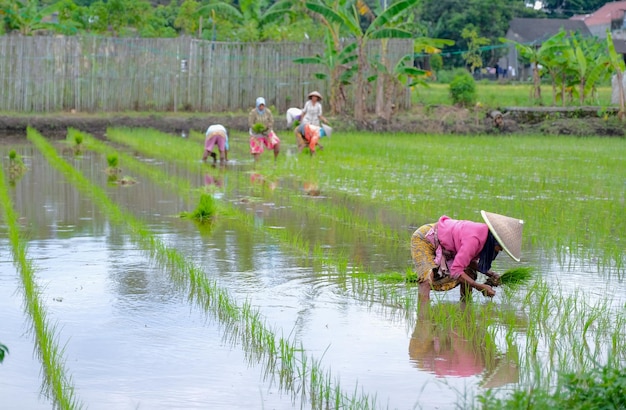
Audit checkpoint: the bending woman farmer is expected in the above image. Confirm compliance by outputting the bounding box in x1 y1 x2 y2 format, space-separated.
411 211 524 301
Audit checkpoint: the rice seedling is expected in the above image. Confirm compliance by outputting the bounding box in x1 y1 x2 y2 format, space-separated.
252 122 267 134
487 267 534 288
0 143 82 409
0 342 8 362
179 193 216 223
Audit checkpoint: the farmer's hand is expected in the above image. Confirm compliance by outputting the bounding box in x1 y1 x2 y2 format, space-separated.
485 272 501 287
480 284 496 298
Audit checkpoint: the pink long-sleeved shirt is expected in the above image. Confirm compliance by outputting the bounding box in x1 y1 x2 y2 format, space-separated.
436 215 489 278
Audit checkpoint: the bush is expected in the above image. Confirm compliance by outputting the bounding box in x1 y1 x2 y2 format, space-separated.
449 71 477 107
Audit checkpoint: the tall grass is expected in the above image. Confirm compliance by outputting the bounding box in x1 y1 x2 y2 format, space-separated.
413 83 613 108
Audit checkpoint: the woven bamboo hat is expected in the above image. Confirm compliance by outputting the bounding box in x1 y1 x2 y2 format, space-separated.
480 210 524 262
308 91 322 100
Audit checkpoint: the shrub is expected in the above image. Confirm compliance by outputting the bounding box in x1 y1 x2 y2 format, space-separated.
449 71 477 107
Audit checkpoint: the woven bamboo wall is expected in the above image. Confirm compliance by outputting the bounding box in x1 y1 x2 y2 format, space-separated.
0 35 412 114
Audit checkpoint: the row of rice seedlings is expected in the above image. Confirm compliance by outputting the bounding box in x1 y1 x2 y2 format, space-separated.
0 151 82 410
31 128 378 409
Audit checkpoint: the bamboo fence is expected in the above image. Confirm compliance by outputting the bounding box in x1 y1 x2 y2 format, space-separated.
0 35 412 114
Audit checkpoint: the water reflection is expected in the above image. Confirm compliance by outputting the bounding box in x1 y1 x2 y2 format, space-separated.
409 302 520 388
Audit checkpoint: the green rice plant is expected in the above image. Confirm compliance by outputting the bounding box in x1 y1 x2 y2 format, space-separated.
180 193 216 223
252 122 267 134
489 267 534 288
0 343 7 362
0 141 82 409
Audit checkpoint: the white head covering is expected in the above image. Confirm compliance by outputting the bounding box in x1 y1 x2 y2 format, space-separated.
256 97 266 108
286 107 302 126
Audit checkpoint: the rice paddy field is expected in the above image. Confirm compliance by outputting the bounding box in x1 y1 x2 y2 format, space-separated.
0 124 624 410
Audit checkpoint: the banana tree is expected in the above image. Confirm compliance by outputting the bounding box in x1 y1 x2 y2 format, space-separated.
507 31 572 104
563 35 608 105
372 36 453 120
305 0 418 125
606 31 626 119
1 0 63 35
293 33 358 114
196 0 292 41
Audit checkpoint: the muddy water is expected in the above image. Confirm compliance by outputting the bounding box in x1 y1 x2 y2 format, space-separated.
0 140 624 410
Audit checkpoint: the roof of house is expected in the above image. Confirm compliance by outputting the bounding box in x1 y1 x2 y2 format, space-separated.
571 1 626 26
507 18 592 45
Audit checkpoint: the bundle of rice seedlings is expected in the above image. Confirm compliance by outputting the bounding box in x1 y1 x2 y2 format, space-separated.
489 267 533 288
252 122 267 134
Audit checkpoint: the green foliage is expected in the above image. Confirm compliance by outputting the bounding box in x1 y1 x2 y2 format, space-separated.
188 193 216 223
449 70 476 107
252 122 267 134
430 53 443 73
461 25 490 72
479 364 626 410
0 343 7 363
106 154 119 168
498 267 533 287
560 366 626 409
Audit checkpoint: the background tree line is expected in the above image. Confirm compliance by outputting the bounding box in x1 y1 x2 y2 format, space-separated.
0 1 617 44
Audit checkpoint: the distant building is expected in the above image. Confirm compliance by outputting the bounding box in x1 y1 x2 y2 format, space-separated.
571 1 626 38
502 18 592 81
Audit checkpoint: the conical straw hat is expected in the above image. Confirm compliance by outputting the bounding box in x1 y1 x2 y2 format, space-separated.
480 210 524 262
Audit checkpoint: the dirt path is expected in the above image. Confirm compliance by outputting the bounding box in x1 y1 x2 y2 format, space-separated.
1 107 624 139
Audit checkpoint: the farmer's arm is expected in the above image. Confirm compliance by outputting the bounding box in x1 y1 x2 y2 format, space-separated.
457 272 495 297
451 237 495 297
267 110 274 130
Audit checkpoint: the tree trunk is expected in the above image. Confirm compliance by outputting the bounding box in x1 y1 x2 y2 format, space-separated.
375 39 389 118
354 38 367 125
617 71 625 120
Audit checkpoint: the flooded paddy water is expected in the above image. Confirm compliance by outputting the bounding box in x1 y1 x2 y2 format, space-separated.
0 128 624 410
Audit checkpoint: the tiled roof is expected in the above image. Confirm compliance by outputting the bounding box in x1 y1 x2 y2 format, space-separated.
507 18 591 44
570 1 626 26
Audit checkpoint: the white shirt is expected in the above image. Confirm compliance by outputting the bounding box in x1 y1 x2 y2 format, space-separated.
301 100 323 126
205 124 229 150
286 107 302 126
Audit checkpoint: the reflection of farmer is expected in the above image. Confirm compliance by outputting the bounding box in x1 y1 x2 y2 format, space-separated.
411 211 524 301
202 124 229 165
249 97 280 163
409 303 519 386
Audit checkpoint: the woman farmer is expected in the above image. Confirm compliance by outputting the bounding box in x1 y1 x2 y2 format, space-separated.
411 211 524 301
296 91 331 154
249 97 280 162
301 91 328 127
202 124 229 166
